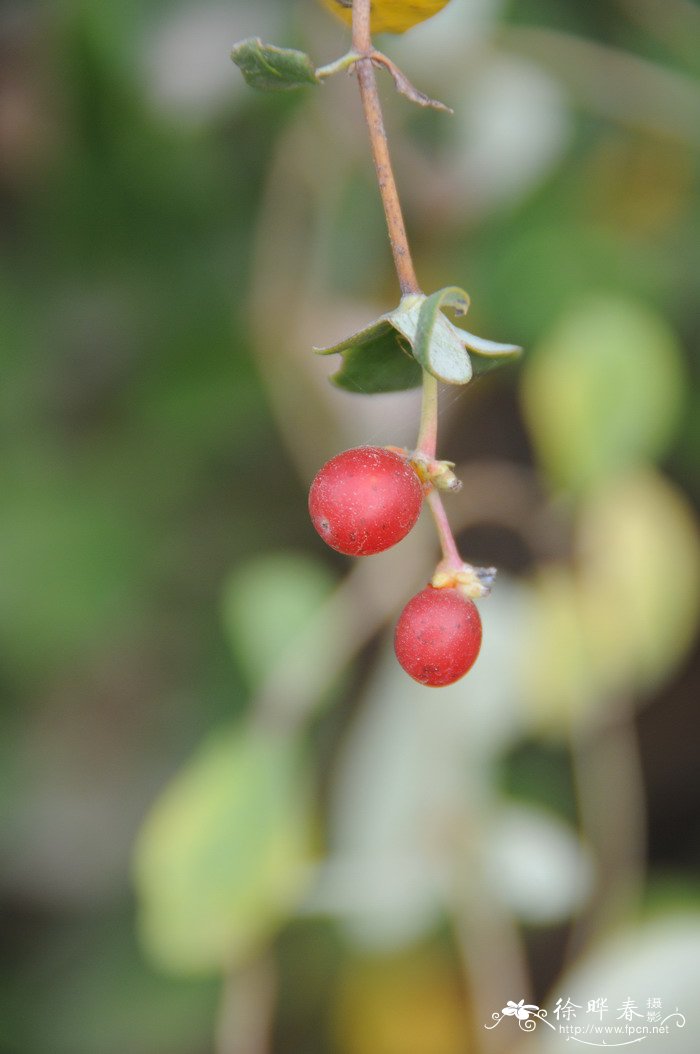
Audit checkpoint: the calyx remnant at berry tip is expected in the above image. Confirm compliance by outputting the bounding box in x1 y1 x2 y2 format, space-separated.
385 446 462 493
432 561 497 599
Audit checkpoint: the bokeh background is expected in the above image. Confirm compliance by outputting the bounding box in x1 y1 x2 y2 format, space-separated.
1 0 700 1052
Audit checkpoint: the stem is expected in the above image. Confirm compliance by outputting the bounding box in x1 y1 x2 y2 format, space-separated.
351 0 462 575
352 0 420 296
215 955 276 1054
426 488 462 569
418 371 463 572
565 704 646 965
316 50 361 79
416 369 438 458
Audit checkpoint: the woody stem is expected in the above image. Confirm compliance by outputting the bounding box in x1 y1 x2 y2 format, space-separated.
351 0 420 296
351 0 461 572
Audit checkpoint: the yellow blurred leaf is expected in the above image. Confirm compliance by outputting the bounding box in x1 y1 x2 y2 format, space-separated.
522 298 684 493
333 951 467 1054
522 471 700 732
133 722 313 975
578 469 700 696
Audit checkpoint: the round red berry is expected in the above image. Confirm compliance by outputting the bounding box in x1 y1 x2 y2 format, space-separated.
394 586 482 687
309 446 423 557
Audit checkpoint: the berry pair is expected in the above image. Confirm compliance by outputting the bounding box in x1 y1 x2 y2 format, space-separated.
309 446 482 687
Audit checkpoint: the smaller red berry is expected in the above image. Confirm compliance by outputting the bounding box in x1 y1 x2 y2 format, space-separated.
394 586 482 687
309 446 423 557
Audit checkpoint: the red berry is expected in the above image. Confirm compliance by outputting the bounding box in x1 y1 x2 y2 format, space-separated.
309 446 423 556
394 586 482 687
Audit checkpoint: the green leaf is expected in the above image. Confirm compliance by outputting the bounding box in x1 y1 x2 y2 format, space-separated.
315 317 422 393
315 292 520 393
522 297 685 492
401 288 520 383
462 330 523 375
411 287 471 383
330 331 422 393
222 551 336 687
133 722 313 975
231 38 318 92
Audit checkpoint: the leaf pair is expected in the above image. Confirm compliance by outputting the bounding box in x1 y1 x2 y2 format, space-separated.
230 38 452 112
316 288 521 394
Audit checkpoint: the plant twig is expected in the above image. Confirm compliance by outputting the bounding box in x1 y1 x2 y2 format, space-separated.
351 0 421 296
351 0 463 571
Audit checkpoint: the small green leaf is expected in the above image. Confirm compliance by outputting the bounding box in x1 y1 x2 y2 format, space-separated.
330 332 422 393
462 331 523 375
410 287 472 384
314 291 520 394
133 722 313 975
315 317 422 393
231 38 318 92
315 315 391 358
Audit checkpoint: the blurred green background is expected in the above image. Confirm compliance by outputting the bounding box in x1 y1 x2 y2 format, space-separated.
1 0 700 1052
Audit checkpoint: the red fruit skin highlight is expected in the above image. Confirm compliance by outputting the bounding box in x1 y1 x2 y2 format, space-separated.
309 446 423 556
394 586 482 687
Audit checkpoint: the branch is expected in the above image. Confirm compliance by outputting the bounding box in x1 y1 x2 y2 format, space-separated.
351 0 421 296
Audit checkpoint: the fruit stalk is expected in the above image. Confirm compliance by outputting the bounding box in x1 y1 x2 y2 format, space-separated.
425 486 462 568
